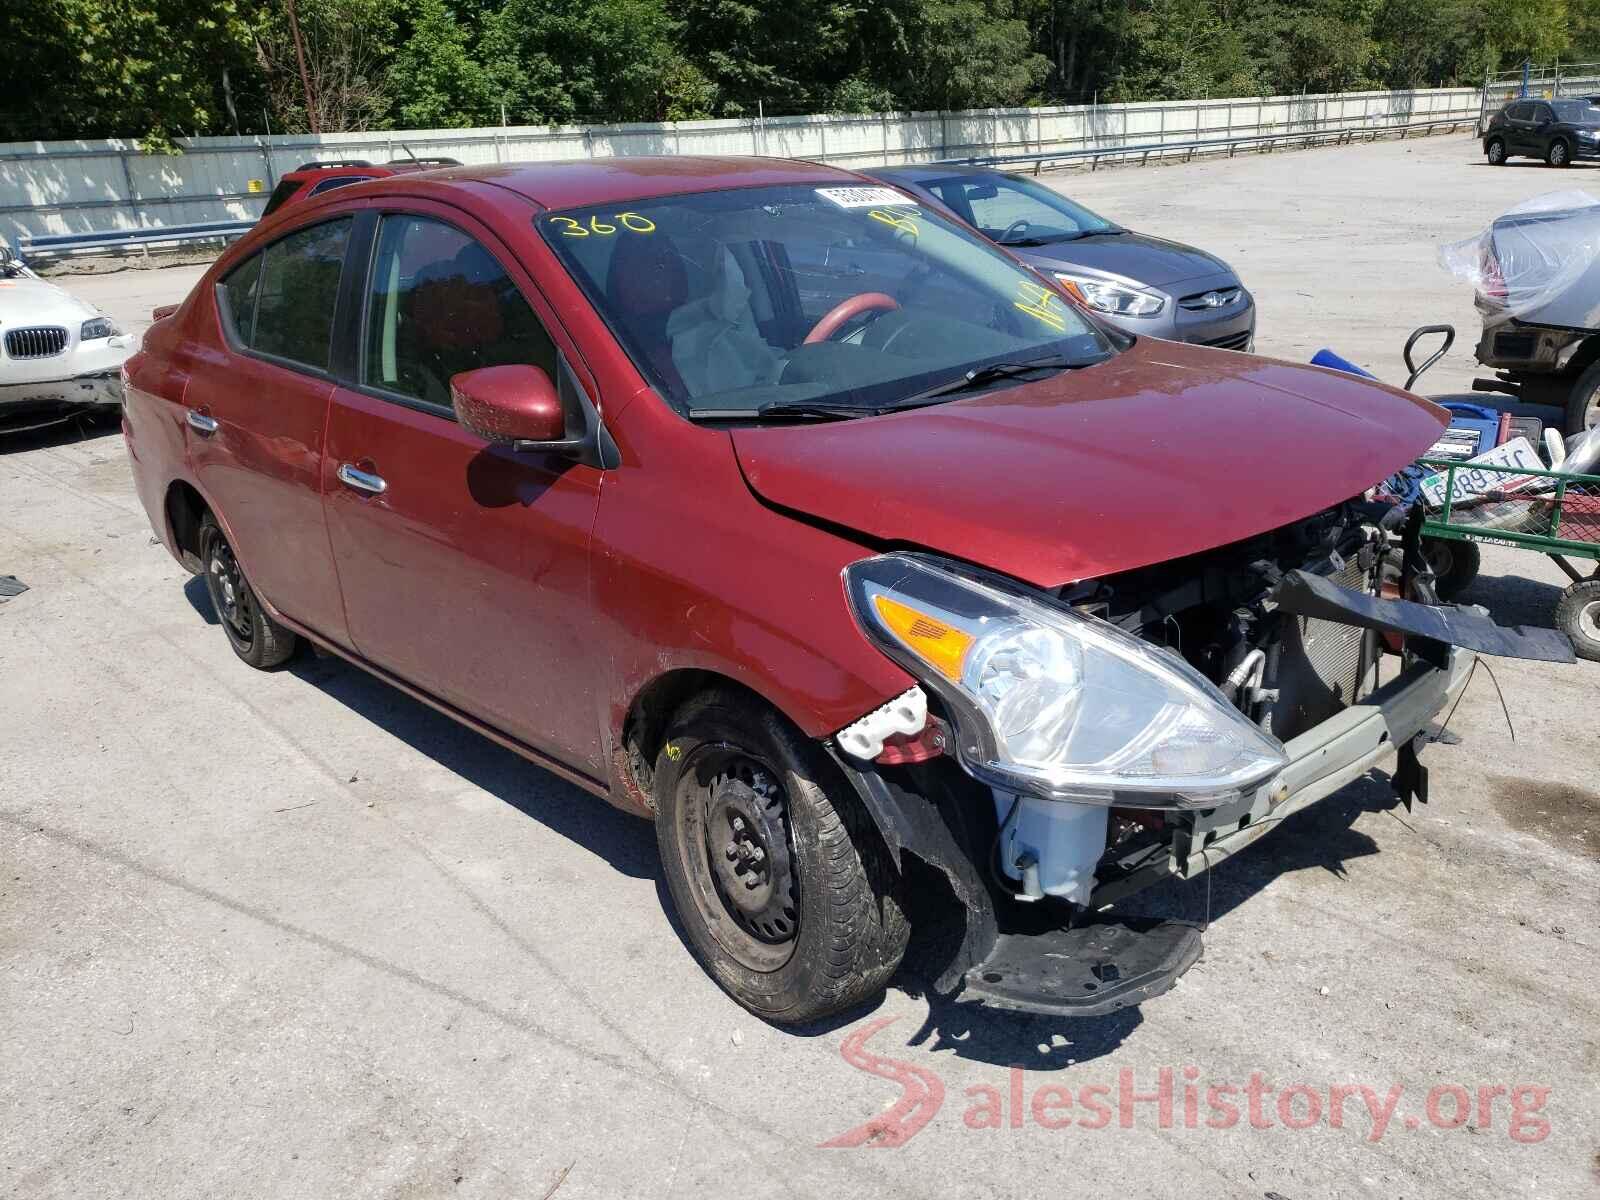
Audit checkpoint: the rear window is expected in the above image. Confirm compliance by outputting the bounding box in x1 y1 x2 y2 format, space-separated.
218 218 352 371
261 178 302 217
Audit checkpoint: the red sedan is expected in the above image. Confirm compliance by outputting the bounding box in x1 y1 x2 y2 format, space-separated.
123 156 1530 1024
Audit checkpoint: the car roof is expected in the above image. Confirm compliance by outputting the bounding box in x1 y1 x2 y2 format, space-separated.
867 163 1008 186
361 155 871 212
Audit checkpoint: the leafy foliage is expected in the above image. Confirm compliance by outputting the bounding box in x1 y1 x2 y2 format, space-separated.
3 0 1598 143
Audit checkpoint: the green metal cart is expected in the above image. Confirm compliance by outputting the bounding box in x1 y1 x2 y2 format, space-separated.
1417 456 1600 660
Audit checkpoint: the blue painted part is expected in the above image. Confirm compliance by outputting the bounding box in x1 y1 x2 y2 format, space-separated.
1310 349 1378 378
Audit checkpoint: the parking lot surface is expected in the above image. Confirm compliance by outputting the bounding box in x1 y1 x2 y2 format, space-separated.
3 133 1597 1199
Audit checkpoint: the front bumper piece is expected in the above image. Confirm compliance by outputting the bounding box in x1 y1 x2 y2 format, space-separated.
960 649 1473 1017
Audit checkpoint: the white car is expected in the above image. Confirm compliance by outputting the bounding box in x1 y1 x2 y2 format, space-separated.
0 241 138 433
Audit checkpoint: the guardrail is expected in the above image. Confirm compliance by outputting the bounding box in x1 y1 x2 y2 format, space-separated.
936 114 1481 174
18 219 254 262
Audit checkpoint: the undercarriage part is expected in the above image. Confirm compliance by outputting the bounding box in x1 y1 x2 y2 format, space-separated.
963 917 1203 1017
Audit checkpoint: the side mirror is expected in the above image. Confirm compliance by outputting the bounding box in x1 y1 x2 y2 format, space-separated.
451 364 581 453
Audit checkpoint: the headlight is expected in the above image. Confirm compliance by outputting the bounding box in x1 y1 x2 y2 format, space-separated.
1055 273 1165 318
845 554 1287 807
81 317 120 340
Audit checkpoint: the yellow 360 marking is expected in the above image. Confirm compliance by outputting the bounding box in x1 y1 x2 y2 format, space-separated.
549 212 656 238
1014 279 1067 331
868 208 920 237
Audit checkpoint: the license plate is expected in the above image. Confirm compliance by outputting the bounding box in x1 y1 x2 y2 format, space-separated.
1420 437 1545 506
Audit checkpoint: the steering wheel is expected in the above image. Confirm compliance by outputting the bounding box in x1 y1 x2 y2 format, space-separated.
999 219 1031 242
803 292 900 345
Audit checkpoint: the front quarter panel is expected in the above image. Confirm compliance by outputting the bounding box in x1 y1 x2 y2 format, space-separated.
592 394 915 773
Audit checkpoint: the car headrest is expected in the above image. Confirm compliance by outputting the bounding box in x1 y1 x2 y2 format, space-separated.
607 234 689 321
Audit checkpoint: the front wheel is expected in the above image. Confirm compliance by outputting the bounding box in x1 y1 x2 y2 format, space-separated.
1547 139 1571 168
199 514 298 669
653 688 908 1024
1556 579 1600 661
1486 137 1507 165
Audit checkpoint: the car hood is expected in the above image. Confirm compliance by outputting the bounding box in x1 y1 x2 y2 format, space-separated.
0 275 98 323
731 339 1445 588
1017 231 1232 289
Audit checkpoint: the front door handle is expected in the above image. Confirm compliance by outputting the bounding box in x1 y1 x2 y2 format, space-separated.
186 408 218 435
337 462 388 496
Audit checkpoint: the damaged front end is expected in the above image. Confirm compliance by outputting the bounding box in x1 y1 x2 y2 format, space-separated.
830 502 1571 1017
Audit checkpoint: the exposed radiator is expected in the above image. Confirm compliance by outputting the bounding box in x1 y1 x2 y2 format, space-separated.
1264 555 1376 741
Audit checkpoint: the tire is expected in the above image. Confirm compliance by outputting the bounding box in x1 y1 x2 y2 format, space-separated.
652 687 909 1025
1424 537 1481 601
1547 139 1571 168
199 514 298 669
1486 137 1506 165
1556 579 1600 662
1564 359 1600 437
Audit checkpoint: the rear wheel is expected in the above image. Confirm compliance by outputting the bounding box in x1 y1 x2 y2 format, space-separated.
1486 137 1507 165
653 688 908 1025
1547 139 1571 168
199 514 298 669
1556 579 1600 661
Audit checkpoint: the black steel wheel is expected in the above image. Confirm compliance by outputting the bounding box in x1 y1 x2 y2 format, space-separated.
199 514 298 669
1556 578 1600 662
1486 137 1507 165
653 687 908 1024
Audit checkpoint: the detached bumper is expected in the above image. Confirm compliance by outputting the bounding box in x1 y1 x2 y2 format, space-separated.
1178 648 1473 878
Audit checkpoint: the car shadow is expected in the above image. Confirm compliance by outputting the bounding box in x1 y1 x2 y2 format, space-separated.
184 592 1445 1064
0 410 120 452
1458 569 1569 629
258 635 661 882
861 766 1409 1070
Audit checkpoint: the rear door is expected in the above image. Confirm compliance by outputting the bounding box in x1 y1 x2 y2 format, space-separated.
1505 102 1536 153
321 203 607 774
185 216 353 643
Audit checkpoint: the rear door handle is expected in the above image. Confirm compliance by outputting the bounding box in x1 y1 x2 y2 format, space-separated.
337 462 387 496
186 408 217 434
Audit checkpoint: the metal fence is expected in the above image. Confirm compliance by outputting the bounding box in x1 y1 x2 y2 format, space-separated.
0 85 1484 246
1477 63 1600 130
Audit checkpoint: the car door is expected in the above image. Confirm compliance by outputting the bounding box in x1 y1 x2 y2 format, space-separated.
1504 102 1535 154
1530 102 1556 155
185 216 353 644
321 204 607 775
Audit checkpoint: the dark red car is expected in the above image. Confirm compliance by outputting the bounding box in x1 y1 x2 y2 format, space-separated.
259 157 462 220
124 156 1542 1024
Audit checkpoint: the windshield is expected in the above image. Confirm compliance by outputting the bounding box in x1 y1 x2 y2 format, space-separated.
539 183 1115 419
921 174 1120 245
1553 100 1600 123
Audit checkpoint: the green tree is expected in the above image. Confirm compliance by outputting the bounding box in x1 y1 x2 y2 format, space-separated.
0 0 258 144
387 0 495 127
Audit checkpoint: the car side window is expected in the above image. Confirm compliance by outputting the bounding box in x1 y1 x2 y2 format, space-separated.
222 218 352 371
1507 101 1533 121
363 215 557 411
1533 103 1554 123
219 252 263 344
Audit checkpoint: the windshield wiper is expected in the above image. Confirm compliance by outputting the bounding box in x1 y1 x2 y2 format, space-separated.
998 232 1080 247
896 355 1083 405
689 400 890 422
